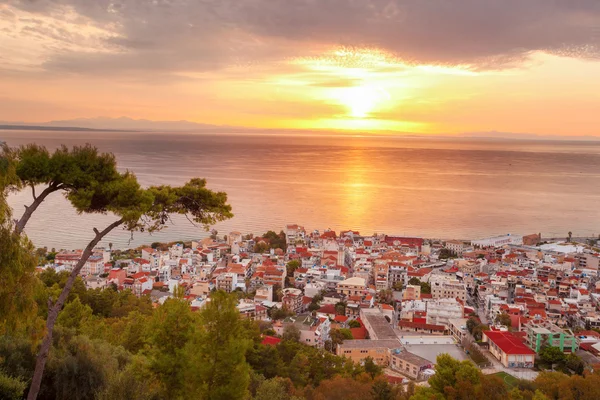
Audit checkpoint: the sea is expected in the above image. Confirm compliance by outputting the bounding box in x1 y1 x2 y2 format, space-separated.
3 130 600 250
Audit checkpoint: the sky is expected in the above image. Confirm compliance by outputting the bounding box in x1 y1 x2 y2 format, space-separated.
1 0 600 136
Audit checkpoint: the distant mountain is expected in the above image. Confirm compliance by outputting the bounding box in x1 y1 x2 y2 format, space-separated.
0 124 130 132
2 118 598 140
44 117 229 131
458 130 600 141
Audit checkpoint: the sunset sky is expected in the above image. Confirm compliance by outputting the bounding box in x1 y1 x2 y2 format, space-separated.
2 0 600 136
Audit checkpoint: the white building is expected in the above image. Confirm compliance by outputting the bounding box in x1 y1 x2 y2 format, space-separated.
471 234 523 248
426 298 463 327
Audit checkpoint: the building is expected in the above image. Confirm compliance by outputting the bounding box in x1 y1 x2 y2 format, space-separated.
431 279 466 302
189 280 212 297
275 314 330 348
360 308 397 340
337 339 402 366
254 285 273 302
448 318 469 343
403 285 421 300
471 234 523 248
522 233 541 246
285 224 306 246
390 349 433 379
282 288 304 313
525 321 578 353
54 250 83 270
483 330 535 368
426 298 463 327
336 277 367 297
263 266 285 288
445 240 471 257
216 272 238 293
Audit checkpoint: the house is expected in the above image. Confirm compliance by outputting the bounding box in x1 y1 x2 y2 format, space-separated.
282 288 303 314
430 278 466 302
216 272 238 293
336 277 367 297
398 321 446 335
448 318 469 342
274 314 331 348
262 266 286 288
337 339 402 366
107 268 127 286
524 321 578 353
189 280 213 297
254 285 273 302
426 298 463 328
390 349 433 380
445 240 471 257
483 330 535 368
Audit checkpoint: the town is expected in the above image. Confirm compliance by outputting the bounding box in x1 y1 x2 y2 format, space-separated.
40 226 600 384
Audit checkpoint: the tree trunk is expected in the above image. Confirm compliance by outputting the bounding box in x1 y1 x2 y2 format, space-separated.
27 218 123 400
15 185 59 235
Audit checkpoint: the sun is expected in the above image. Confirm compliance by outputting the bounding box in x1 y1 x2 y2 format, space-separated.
337 85 391 118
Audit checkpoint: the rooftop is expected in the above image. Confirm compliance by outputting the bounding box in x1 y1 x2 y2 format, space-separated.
484 330 536 355
338 339 401 349
391 350 432 367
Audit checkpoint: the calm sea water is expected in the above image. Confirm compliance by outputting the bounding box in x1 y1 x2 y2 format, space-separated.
3 130 600 249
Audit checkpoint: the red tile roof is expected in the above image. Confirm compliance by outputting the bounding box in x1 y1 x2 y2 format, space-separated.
261 336 281 346
334 315 349 323
350 326 368 339
483 330 535 355
318 304 336 315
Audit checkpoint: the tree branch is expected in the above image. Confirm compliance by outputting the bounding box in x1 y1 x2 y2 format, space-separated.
27 218 124 400
15 184 61 235
184 212 200 228
30 184 37 200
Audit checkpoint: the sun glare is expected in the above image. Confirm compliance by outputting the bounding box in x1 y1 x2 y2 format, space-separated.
337 85 391 118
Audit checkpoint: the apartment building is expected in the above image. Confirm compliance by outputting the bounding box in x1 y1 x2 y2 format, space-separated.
337 339 402 366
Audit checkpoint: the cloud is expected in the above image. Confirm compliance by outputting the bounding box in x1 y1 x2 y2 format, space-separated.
5 0 600 78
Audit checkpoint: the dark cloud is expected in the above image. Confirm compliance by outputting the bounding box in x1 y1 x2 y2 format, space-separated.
8 0 600 76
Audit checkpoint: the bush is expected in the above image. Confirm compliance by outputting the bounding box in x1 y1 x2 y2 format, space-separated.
0 370 27 400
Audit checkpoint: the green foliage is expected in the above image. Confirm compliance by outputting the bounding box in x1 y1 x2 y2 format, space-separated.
254 242 270 253
335 301 347 315
57 297 93 332
539 346 565 366
270 307 293 321
0 370 27 400
466 317 478 334
186 290 252 400
286 260 301 278
283 324 301 342
42 329 131 400
330 328 352 348
495 313 512 327
146 297 198 397
261 230 287 251
428 353 481 398
363 357 382 379
0 148 39 334
408 277 421 286
0 222 39 334
348 319 361 329
254 377 295 400
565 353 585 375
439 248 455 259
